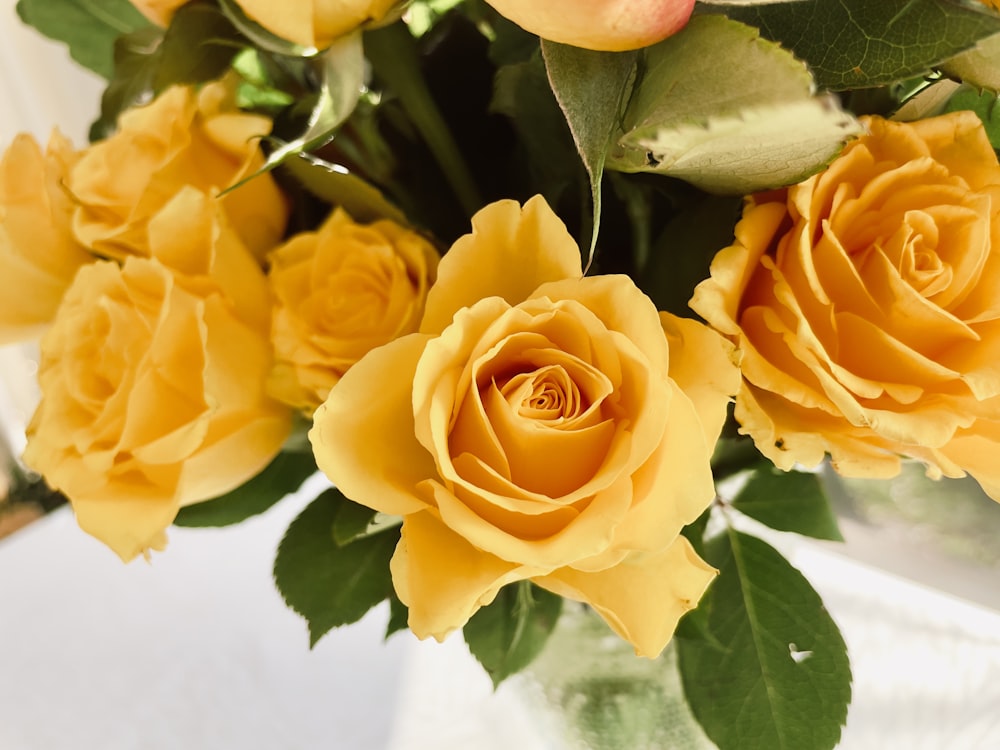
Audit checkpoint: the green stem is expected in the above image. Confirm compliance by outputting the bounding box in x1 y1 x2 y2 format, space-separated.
364 22 482 218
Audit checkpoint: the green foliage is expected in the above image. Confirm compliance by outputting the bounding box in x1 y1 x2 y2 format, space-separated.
365 22 482 217
610 15 861 194
386 592 410 639
719 0 1000 90
464 581 564 687
541 41 637 268
274 488 398 646
942 32 1000 90
279 152 409 225
944 84 1000 148
173 451 317 527
638 187 742 314
331 494 402 547
152 2 241 90
232 31 366 190
680 507 713 562
732 464 845 542
16 0 150 79
90 1 244 140
491 53 584 211
230 48 295 112
89 27 161 141
679 530 852 750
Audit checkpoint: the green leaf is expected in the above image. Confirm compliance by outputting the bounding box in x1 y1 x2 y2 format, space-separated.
331 489 402 546
90 2 244 141
274 489 399 646
943 83 1000 148
720 0 1000 91
226 30 365 192
464 581 564 687
678 530 852 750
942 31 1000 90
892 78 962 122
491 54 584 210
151 1 242 91
332 491 379 546
638 187 742 314
279 152 409 224
365 21 482 218
731 464 845 542
386 591 410 639
172 451 317 527
680 507 713 562
541 41 637 270
610 15 861 194
89 27 163 141
16 0 151 79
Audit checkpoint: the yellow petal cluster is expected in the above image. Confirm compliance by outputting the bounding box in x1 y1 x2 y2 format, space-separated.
23 189 292 562
69 81 287 262
267 208 439 413
233 0 400 49
691 112 1000 498
484 0 695 52
310 196 738 657
0 131 91 343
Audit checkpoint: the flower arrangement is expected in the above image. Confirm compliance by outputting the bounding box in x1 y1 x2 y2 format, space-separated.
5 0 1000 747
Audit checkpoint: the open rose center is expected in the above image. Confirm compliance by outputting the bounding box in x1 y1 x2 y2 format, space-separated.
501 365 581 421
445 309 623 505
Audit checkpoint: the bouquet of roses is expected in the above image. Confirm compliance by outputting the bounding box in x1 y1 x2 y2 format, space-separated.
6 0 1000 747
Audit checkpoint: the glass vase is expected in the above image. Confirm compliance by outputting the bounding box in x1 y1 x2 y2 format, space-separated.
507 602 716 750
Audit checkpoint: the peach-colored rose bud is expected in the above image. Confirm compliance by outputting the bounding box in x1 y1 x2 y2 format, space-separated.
485 0 696 51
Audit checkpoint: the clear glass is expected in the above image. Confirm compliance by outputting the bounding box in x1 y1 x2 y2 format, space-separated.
508 603 716 750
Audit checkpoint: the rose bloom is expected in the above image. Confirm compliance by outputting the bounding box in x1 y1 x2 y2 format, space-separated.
233 0 399 49
485 0 695 51
267 208 439 413
311 196 738 657
0 130 92 343
23 188 292 562
69 81 287 262
691 111 1000 499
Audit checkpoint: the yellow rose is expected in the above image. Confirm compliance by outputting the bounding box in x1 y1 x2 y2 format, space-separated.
267 207 439 413
691 111 1000 498
128 0 188 26
23 188 292 562
69 82 288 262
484 0 695 51
0 130 92 343
310 196 738 657
233 0 400 49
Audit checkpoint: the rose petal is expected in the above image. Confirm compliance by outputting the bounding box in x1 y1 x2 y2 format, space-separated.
660 312 739 446
71 489 178 563
310 333 436 516
391 510 540 641
420 196 582 335
534 535 717 658
736 383 902 477
533 274 670 376
610 380 717 553
430 470 633 569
